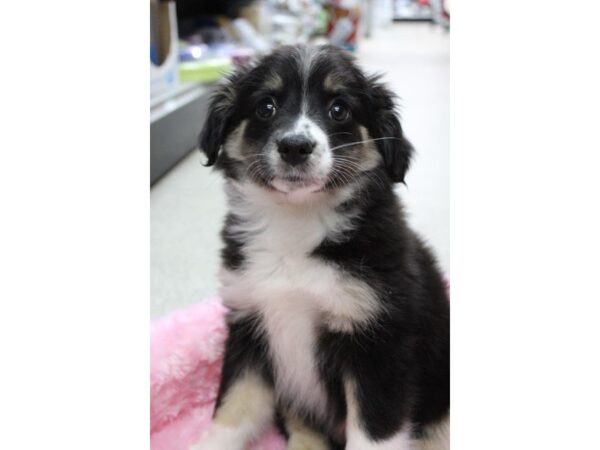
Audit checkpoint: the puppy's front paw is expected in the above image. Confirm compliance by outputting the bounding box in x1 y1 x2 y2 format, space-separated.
189 424 245 450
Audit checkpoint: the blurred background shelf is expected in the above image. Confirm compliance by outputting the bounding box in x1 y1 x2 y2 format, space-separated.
150 81 214 184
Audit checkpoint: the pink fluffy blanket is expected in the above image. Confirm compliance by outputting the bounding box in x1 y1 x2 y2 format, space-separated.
150 297 286 450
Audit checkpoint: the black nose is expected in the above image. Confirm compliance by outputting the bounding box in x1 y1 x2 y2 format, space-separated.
277 135 315 166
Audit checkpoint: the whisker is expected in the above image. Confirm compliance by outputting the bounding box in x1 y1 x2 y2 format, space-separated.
332 157 387 191
329 137 402 152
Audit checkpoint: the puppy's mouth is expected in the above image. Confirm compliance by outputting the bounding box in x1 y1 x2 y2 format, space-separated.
269 176 326 197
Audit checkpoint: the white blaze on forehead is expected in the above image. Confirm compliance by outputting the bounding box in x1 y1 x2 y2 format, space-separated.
296 45 324 114
299 45 318 98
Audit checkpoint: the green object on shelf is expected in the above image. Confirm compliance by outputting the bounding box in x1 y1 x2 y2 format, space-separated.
317 8 329 35
179 58 233 83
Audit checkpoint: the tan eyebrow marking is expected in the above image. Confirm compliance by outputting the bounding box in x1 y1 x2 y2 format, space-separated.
323 73 344 93
263 73 283 91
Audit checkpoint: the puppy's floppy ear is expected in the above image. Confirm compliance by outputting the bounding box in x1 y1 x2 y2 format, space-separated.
198 74 240 166
367 76 414 183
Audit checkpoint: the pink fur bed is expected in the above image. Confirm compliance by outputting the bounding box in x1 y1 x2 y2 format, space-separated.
150 297 286 450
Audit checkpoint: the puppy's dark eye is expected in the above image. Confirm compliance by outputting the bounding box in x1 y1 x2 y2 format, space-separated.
256 97 277 119
329 101 350 122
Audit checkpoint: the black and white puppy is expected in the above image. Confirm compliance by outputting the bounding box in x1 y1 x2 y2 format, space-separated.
191 45 449 450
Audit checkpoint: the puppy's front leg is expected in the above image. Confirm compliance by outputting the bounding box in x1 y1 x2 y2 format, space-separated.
344 379 415 450
190 316 275 450
190 371 274 450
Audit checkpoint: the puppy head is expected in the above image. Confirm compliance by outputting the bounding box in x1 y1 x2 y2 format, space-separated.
199 45 413 201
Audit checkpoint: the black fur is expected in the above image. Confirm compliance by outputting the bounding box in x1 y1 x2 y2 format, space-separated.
312 178 449 440
366 80 414 183
201 45 449 447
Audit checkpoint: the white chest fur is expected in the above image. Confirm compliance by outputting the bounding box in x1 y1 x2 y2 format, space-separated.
219 183 379 420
